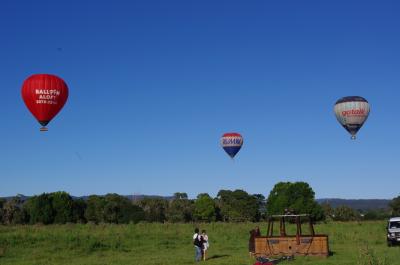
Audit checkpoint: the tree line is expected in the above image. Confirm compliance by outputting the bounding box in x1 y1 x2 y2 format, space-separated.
0 182 399 225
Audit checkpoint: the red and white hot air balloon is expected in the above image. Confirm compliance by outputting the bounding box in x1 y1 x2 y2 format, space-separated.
21 74 69 131
334 96 370 140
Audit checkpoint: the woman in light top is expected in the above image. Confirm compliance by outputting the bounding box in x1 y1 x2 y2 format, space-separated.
201 230 209 261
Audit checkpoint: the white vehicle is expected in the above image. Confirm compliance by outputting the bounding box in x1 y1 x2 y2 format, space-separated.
387 217 400 247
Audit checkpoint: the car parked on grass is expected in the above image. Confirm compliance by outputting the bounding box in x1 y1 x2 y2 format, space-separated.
387 217 400 247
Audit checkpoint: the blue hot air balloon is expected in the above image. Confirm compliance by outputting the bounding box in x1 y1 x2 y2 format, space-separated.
221 133 243 159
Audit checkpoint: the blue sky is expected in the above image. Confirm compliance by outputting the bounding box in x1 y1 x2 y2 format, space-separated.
1 0 399 199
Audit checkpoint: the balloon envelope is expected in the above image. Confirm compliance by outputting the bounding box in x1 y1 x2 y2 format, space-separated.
21 74 69 130
221 133 243 158
334 96 370 139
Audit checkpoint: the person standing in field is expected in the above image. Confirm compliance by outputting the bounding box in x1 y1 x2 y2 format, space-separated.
201 230 209 261
249 229 256 257
193 228 203 262
248 226 261 257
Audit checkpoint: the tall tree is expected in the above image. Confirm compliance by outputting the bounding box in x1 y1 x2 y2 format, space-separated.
51 191 74 224
166 193 193 223
136 198 168 222
24 193 54 224
85 195 106 223
253 194 266 221
216 189 259 222
72 198 87 223
266 182 325 221
2 196 27 224
103 194 145 224
193 193 216 222
173 192 188 200
216 190 234 222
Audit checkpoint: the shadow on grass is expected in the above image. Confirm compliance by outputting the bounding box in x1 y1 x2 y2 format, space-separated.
207 254 230 260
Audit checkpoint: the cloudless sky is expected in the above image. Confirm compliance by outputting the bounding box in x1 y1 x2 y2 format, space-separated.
1 0 399 199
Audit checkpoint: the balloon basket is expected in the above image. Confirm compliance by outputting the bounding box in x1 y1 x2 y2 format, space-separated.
351 135 356 140
40 127 48 132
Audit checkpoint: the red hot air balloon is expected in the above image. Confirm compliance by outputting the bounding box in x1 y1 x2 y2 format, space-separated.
21 74 69 131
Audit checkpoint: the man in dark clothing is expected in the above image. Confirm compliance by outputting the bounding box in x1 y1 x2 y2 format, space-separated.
249 226 261 257
193 228 203 262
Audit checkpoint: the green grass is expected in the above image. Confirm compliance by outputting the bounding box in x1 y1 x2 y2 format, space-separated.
0 222 399 265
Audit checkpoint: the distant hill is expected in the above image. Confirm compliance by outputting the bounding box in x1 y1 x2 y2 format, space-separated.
0 194 174 202
72 195 174 201
126 195 174 201
0 194 30 202
317 198 391 211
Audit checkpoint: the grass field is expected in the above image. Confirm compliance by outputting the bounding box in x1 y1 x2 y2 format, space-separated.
0 221 399 265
